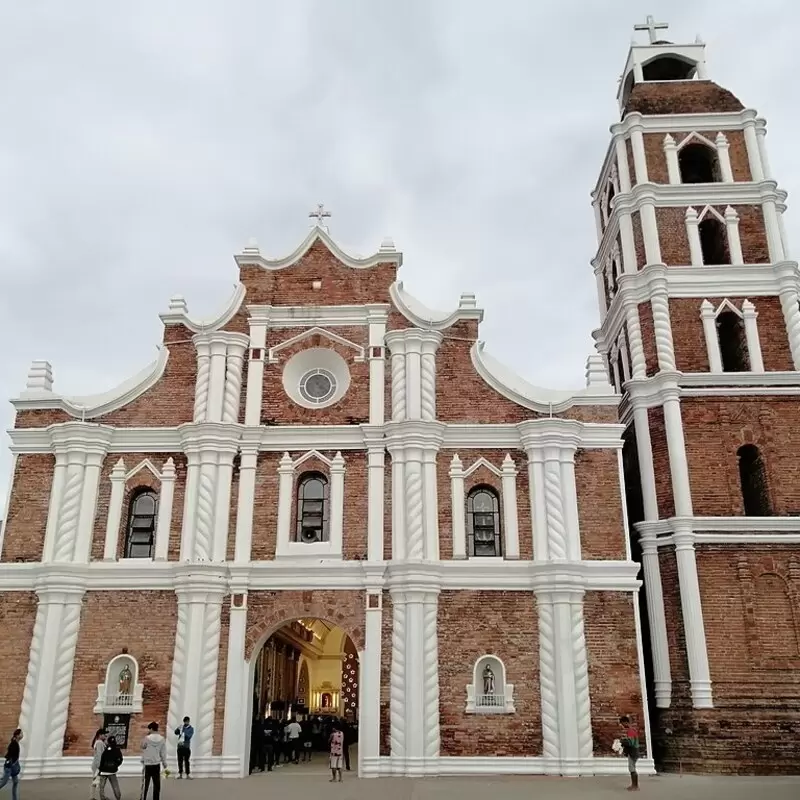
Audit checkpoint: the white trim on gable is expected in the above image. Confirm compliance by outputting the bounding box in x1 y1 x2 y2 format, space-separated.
292 449 334 470
462 457 503 480
390 281 484 330
158 283 246 334
713 298 743 318
697 204 726 224
268 327 366 364
124 459 163 484
676 131 718 151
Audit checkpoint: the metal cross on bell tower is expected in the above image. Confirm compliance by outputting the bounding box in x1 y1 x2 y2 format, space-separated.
634 14 669 44
308 203 332 232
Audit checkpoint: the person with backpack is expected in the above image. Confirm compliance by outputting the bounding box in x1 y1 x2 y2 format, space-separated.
97 735 123 800
0 729 23 800
174 716 194 779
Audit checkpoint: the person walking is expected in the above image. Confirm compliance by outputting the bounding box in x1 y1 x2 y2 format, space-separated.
97 735 123 800
341 719 353 771
140 722 167 800
90 728 107 799
285 716 302 764
328 721 344 783
262 717 275 772
0 729 23 800
174 716 194 779
619 715 640 791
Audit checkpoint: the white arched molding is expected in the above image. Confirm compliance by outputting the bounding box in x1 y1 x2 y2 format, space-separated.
448 454 519 560
275 450 346 559
193 331 249 424
685 205 743 266
94 653 144 714
702 299 764 374
386 329 443 422
466 654 515 714
777 269 800 370
672 131 731 184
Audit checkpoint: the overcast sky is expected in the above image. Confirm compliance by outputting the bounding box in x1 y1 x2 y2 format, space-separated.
1 1 798 514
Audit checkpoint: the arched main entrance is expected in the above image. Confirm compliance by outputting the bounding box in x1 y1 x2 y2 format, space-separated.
245 617 361 777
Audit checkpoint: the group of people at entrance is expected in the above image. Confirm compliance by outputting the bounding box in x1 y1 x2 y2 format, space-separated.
250 715 355 780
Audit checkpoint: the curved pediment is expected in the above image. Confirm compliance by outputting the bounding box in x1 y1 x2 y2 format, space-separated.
390 281 484 330
159 283 246 333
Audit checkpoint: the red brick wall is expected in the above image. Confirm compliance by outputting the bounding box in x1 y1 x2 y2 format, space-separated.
436 450 532 560
638 302 658 377
624 81 744 116
642 130 751 184
738 206 770 263
648 407 675 518
0 593 36 737
251 454 280 560
585 592 645 756
642 133 668 183
576 449 627 560
632 213 645 268
2 455 53 562
438 591 541 756
656 207 690 266
682 397 800 516
213 601 231 755
66 591 177 754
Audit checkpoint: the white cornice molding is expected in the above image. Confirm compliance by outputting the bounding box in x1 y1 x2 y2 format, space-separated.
637 515 800 546
267 326 365 364
471 341 619 414
11 347 170 418
158 283 246 333
233 227 402 271
247 303 390 329
680 371 800 388
389 281 484 330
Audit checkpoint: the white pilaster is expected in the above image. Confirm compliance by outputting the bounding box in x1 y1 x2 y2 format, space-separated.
777 276 800 370
715 133 734 183
212 450 236 561
763 200 785 262
222 338 248 424
222 594 248 765
615 137 632 193
244 323 267 426
595 268 608 316
419 331 442 422
405 338 422 421
154 457 176 561
701 300 723 373
724 206 744 265
449 454 466 559
631 406 658 522
423 450 440 561
390 449 407 560
207 337 228 423
755 121 772 180
193 338 211 423
74 448 104 563
233 446 258 563
366 441 386 561
640 203 662 265
368 308 387 425
742 300 764 372
663 134 680 184
42 454 67 562
359 592 383 773
619 214 637 273
630 127 649 184
744 120 764 181
625 303 647 379
685 207 703 266
662 390 693 517
386 333 407 423
275 453 294 555
102 458 127 561
500 454 520 559
650 278 677 372
179 452 200 561
329 452 346 555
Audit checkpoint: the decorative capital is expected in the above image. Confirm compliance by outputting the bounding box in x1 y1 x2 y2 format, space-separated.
110 458 127 480
685 206 699 222
242 237 260 255
167 295 188 314
663 133 676 148
501 453 517 476
741 298 757 317
331 451 346 473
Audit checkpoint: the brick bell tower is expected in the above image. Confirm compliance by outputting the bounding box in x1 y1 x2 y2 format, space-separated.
592 16 800 773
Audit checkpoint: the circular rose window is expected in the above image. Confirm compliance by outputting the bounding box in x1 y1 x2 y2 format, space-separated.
299 369 337 404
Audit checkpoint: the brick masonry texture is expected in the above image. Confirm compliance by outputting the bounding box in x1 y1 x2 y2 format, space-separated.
436 450 532 560
1 454 53 562
0 593 36 738
670 296 793 373
251 453 280 560
682 397 800 516
632 212 645 268
65 591 177 754
437 591 541 757
656 207 691 265
575 449 627 560
642 130 751 184
648 406 675 518
584 592 646 757
379 591 392 757
638 302 658 376
213 602 230 756
624 81 744 116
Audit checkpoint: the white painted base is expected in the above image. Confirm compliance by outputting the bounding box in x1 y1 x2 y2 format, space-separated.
21 755 242 780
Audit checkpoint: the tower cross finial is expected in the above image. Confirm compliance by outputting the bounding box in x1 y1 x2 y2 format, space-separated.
309 203 332 230
634 14 669 44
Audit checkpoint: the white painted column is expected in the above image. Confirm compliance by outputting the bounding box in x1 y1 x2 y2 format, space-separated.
742 300 765 372
662 390 693 518
405 336 423 420
500 454 520 559
619 215 637 273
685 207 703 266
715 133 734 182
193 338 211 422
763 200 785 263
74 445 105 562
212 449 236 561
595 268 608 316
630 126 649 184
386 334 407 422
755 121 772 180
179 451 200 561
625 304 647 379
103 458 127 560
51 451 87 562
368 308 387 425
419 331 443 422
778 207 791 258
244 322 267 426
154 457 176 561
366 442 386 561
388 595 407 766
222 338 248 424
701 300 723 373
329 452 346 554
42 453 68 562
615 137 632 192
724 206 744 265
640 203 662 265
631 406 658 523
194 452 218 562
403 447 425 560
650 278 677 372
233 447 258 562
777 273 800 370
673 527 713 708
560 449 582 562
449 454 466 559
359 592 383 774
422 449 440 561
222 593 248 766
275 453 294 556
528 452 547 561
18 580 85 776
207 336 229 423
663 134 680 184
744 119 764 181
389 447 406 560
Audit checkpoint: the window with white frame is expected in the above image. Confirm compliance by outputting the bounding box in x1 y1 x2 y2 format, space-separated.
701 299 764 374
466 486 502 558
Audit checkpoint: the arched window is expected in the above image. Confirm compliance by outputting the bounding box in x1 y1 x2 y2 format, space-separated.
699 217 729 265
467 486 502 557
738 445 771 516
642 56 695 82
296 472 329 543
717 310 750 372
679 143 720 184
124 490 158 559
604 184 616 220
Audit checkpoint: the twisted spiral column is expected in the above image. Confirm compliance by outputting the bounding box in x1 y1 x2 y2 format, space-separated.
194 465 216 561
193 345 211 422
389 600 406 757
423 601 440 758
18 602 48 738
779 289 800 370
404 463 425 560
625 304 646 379
538 601 559 760
222 349 244 424
390 352 406 421
195 601 222 758
167 602 189 744
571 602 593 758
543 461 567 561
420 354 436 421
45 602 82 757
53 464 85 562
650 292 676 372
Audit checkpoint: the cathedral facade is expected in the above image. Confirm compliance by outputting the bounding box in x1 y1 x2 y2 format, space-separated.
1 19 798 779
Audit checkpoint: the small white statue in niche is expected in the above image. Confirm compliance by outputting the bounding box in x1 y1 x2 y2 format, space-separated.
118 664 133 696
482 664 495 695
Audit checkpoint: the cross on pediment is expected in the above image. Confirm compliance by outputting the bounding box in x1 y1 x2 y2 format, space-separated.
309 203 331 230
634 15 669 44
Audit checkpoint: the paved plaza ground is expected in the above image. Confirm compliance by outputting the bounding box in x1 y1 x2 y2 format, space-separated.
15 766 800 800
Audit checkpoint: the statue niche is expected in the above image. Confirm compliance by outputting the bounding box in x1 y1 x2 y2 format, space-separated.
466 655 515 715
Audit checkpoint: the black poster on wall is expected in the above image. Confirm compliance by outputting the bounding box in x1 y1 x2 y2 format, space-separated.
103 714 132 750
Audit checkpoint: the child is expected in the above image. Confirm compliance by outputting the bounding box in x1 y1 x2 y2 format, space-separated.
328 721 344 782
619 715 640 791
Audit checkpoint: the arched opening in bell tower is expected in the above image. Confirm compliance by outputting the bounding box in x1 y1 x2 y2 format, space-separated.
642 54 696 82
680 143 721 184
716 310 750 372
737 444 772 516
699 217 729 265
